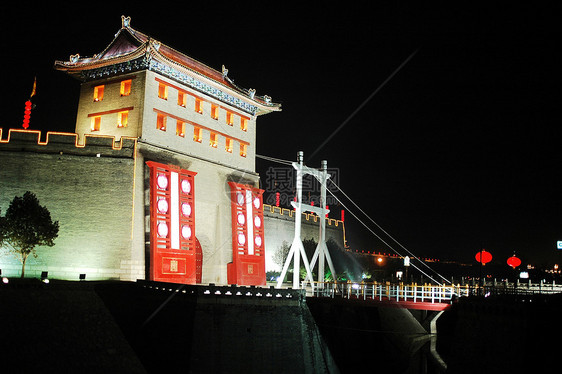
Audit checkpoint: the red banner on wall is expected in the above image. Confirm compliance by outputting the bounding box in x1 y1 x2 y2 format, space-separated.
227 182 266 286
147 161 201 284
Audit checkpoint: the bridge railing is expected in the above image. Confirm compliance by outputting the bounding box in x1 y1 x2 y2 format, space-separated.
307 280 562 302
465 280 562 297
308 281 469 303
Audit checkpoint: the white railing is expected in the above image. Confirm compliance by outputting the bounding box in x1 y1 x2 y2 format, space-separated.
309 281 468 303
308 280 562 303
471 279 562 296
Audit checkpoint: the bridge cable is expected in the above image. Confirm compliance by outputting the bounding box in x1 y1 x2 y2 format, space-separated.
327 179 451 285
256 154 294 166
256 153 450 285
324 186 445 286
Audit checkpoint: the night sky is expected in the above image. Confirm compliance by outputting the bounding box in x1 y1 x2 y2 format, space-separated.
1 4 559 268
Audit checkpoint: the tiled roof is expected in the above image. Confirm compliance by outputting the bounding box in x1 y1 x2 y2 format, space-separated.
54 16 280 114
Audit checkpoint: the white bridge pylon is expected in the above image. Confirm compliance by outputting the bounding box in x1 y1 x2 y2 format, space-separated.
276 151 337 290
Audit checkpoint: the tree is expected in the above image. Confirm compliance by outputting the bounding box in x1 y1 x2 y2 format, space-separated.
273 240 291 270
0 192 59 278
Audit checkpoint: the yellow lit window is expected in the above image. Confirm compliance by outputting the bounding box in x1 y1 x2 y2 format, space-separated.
195 98 203 114
93 85 104 102
157 113 167 131
226 112 234 126
117 111 128 128
120 80 131 96
158 83 168 100
91 116 101 131
240 143 247 157
178 92 187 107
193 127 202 142
241 117 248 131
211 104 219 120
225 138 233 153
210 132 218 148
176 121 185 137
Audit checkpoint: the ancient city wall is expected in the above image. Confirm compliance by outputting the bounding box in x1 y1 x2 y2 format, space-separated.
263 204 346 272
0 129 141 280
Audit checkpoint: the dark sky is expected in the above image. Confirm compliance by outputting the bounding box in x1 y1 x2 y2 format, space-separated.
1 4 559 267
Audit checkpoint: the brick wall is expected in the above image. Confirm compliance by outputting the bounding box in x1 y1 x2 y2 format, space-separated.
0 131 141 280
75 72 145 143
262 204 346 272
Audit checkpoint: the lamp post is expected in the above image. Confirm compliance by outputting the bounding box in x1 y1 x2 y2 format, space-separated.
404 256 410 283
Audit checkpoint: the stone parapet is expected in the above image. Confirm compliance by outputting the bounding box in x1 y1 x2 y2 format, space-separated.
0 128 136 158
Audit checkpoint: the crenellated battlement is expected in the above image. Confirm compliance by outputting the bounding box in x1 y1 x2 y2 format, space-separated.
0 128 137 158
263 204 343 228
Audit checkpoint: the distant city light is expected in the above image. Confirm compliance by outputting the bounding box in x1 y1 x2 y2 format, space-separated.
520 271 529 279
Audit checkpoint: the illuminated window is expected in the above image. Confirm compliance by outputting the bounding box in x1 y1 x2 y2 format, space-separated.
195 98 203 114
176 121 185 137
178 92 187 107
240 143 247 157
91 116 101 131
193 127 202 142
117 111 128 128
225 138 233 153
120 80 131 96
210 132 218 148
241 117 248 131
157 113 167 131
93 85 104 102
226 112 234 126
158 83 168 100
211 104 219 120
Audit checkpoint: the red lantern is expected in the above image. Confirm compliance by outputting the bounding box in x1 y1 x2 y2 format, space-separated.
22 100 32 129
475 250 492 265
507 255 521 269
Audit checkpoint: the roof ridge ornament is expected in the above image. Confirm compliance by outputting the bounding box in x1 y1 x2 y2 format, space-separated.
248 89 256 99
222 65 228 78
69 54 80 63
121 15 131 28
